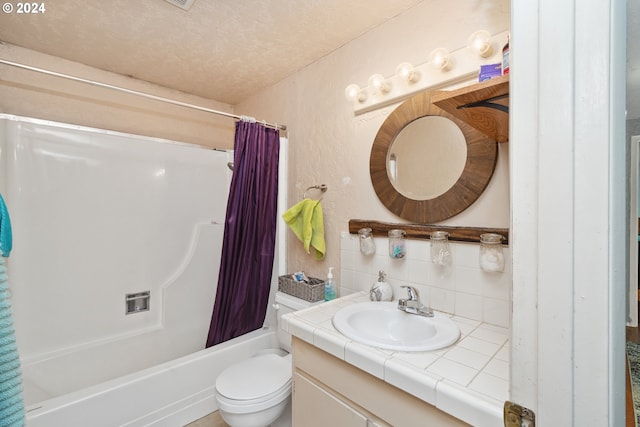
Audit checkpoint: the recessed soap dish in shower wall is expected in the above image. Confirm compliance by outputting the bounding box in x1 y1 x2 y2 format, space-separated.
126 291 150 315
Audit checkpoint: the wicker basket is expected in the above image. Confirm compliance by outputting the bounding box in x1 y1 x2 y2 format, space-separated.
278 275 325 302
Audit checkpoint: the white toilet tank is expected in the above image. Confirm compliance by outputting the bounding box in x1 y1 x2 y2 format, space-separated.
274 292 323 352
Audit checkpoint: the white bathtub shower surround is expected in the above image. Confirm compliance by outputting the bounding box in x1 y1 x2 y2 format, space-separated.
27 329 279 427
0 115 289 425
339 231 511 328
22 222 225 404
1 115 231 362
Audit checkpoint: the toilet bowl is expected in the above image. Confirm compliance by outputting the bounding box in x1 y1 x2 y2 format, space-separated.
215 353 292 427
214 292 322 427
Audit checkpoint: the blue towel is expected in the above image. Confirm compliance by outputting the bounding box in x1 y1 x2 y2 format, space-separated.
0 194 11 258
0 265 24 427
0 195 24 426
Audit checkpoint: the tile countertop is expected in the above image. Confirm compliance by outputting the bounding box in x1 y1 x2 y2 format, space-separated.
281 292 510 427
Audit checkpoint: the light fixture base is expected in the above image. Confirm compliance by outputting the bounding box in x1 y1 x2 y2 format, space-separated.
349 30 509 115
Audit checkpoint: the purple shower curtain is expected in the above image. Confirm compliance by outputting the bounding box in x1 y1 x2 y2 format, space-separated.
206 121 280 347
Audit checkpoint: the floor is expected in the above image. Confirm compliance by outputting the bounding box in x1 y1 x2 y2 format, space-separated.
628 326 639 427
185 411 229 427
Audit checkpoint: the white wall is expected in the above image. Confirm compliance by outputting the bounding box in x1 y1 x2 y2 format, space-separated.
341 233 511 328
235 0 511 286
0 43 235 149
510 0 627 424
630 119 640 326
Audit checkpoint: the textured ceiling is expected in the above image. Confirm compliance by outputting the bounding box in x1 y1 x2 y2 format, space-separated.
0 0 423 105
0 0 637 117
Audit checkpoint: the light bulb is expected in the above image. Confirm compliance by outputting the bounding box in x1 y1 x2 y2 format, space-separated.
428 48 451 71
467 30 494 58
344 83 366 102
395 62 419 83
368 73 390 94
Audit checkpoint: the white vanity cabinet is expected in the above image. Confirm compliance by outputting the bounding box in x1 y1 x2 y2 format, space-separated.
293 372 373 426
291 337 470 427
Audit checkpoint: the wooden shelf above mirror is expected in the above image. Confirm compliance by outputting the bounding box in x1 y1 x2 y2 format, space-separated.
432 75 509 143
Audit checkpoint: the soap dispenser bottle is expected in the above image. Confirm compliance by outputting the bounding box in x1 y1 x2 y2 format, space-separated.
324 267 337 301
370 270 393 301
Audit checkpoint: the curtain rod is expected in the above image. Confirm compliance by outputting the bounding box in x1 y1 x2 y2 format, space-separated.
0 59 287 131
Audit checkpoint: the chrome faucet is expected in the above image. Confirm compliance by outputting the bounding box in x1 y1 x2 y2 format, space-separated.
397 286 434 317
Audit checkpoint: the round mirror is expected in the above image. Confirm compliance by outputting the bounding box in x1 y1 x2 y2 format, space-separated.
387 116 467 200
370 90 498 223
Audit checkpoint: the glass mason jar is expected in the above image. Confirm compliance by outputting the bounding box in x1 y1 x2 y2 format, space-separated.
430 231 451 265
358 227 376 256
388 229 406 259
479 233 505 272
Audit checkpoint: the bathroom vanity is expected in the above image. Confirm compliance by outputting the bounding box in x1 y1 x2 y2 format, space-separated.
282 292 509 426
292 338 468 426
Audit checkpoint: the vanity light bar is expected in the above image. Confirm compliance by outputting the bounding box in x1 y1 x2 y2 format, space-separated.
347 30 509 116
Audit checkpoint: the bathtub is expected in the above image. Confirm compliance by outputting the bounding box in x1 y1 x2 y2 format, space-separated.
25 328 280 426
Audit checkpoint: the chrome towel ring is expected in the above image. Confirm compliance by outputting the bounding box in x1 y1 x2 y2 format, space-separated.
303 184 328 200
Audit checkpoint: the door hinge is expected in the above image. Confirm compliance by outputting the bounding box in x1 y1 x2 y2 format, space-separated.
504 401 536 427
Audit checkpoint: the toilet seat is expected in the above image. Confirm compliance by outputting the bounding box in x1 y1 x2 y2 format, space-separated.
215 354 292 414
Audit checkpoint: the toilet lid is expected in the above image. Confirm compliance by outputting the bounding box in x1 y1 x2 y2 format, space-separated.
216 354 291 401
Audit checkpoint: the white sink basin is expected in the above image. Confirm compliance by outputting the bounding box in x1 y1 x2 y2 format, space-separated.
332 302 460 352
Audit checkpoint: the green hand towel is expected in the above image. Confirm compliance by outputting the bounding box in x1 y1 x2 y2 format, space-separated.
282 199 326 259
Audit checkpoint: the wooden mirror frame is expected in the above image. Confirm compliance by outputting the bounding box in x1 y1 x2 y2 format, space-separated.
370 90 498 223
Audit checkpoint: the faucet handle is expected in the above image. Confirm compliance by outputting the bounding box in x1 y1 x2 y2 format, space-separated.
401 285 419 301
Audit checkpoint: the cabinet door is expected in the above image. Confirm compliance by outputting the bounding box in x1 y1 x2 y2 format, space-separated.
293 372 368 427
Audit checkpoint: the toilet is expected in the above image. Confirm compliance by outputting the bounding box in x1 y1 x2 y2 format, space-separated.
214 292 321 427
